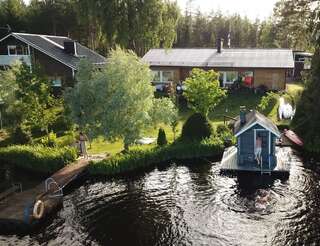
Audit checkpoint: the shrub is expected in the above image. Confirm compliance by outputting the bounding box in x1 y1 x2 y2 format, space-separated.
12 126 32 145
215 124 235 147
157 128 167 146
49 112 73 135
88 137 224 176
181 113 212 142
40 131 58 147
0 145 77 174
216 124 230 136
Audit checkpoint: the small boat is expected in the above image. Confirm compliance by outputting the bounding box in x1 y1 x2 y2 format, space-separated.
283 129 303 147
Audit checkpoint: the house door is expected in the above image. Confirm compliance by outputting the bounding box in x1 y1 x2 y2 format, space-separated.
254 129 269 169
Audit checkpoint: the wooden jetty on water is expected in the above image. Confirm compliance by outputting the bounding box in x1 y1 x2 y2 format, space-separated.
220 146 290 177
0 158 92 233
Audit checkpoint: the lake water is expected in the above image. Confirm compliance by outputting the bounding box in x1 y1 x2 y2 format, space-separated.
1 147 320 245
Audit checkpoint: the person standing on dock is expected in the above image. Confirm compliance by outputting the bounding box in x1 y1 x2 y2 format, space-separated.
79 132 89 159
255 136 262 166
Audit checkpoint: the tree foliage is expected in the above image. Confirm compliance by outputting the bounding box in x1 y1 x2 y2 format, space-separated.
157 128 167 146
65 48 178 150
0 61 19 105
1 0 316 52
184 68 226 117
150 97 178 126
273 0 317 50
181 113 212 142
1 62 61 135
291 2 320 153
0 0 180 55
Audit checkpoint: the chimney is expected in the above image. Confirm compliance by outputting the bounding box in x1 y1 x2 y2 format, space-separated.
240 106 246 125
217 38 224 53
64 41 77 56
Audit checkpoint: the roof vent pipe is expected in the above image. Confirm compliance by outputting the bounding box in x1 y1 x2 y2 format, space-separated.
217 38 223 53
240 106 246 125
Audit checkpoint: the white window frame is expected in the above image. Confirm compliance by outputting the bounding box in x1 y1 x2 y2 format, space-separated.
8 45 17 56
219 71 238 87
7 45 29 56
152 70 174 84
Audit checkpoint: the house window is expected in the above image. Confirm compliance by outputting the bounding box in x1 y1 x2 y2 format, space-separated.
152 71 161 83
219 71 238 87
7 45 29 56
51 77 62 87
162 71 174 82
152 70 174 83
8 46 17 55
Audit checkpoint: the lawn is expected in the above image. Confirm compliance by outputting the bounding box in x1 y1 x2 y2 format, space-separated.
286 82 304 98
87 90 264 155
2 89 292 156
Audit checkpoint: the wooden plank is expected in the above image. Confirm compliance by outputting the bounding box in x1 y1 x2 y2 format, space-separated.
0 158 90 227
220 146 290 173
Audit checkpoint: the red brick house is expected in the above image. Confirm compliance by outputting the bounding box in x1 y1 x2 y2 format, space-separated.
142 44 294 91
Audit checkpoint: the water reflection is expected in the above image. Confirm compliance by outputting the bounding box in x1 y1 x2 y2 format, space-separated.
1 147 320 245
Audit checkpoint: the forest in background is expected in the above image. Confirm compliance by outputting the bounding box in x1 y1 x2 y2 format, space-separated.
0 0 317 56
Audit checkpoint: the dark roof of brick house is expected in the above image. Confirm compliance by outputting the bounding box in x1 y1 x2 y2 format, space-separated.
143 48 294 68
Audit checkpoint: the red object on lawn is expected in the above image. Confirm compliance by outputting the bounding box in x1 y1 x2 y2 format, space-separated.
283 129 304 147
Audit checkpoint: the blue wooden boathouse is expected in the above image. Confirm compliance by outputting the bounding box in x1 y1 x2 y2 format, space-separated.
221 107 290 175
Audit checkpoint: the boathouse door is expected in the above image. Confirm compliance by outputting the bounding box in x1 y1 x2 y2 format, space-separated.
254 129 270 169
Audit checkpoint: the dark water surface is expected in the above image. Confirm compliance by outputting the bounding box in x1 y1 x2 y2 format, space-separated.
1 147 320 246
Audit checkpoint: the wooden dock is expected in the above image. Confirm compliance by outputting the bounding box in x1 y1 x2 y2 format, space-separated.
220 146 290 176
0 158 91 233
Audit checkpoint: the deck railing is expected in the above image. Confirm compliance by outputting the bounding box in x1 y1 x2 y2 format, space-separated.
0 55 31 66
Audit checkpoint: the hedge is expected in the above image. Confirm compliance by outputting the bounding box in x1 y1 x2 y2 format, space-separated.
88 137 224 176
0 145 77 174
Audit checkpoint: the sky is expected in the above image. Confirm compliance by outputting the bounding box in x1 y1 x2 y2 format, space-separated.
176 0 278 20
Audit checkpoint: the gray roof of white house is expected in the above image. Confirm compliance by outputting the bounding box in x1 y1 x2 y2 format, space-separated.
143 48 294 68
0 32 106 70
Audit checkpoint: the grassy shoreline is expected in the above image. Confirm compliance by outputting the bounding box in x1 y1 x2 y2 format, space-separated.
0 145 77 174
88 138 224 176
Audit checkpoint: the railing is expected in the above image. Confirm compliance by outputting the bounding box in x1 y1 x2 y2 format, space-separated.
0 55 31 66
45 177 63 198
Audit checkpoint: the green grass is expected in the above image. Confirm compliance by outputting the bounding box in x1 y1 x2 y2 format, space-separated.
0 145 77 174
286 82 304 98
208 90 263 121
85 91 263 155
89 138 224 176
0 91 268 158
